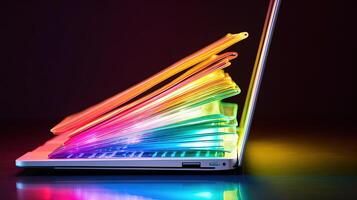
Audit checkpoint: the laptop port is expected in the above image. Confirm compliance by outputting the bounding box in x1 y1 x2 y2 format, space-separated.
182 162 201 168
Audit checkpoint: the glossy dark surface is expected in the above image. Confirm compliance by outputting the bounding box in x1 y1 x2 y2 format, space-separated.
1 0 356 199
1 120 356 200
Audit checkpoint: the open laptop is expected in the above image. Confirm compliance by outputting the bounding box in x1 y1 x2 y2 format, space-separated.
16 0 280 171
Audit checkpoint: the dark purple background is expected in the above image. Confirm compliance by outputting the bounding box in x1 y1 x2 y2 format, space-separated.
1 1 357 199
2 1 355 127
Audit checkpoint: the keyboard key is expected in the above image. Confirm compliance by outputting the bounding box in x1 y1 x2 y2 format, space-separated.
66 154 74 159
170 151 177 157
94 153 104 158
127 152 135 157
142 152 155 157
133 151 143 157
217 151 225 157
180 151 186 157
156 152 164 157
161 151 168 157
79 153 93 158
114 152 127 158
185 151 197 157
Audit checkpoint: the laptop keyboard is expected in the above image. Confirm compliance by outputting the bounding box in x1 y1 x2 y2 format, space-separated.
62 150 225 159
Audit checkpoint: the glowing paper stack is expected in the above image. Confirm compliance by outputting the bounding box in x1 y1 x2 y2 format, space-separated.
49 32 249 158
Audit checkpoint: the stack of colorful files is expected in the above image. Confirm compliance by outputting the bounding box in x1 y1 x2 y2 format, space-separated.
49 32 249 159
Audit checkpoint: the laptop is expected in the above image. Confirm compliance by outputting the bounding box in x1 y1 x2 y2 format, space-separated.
16 0 280 171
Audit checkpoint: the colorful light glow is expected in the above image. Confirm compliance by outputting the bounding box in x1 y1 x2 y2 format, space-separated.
49 33 249 159
16 179 243 200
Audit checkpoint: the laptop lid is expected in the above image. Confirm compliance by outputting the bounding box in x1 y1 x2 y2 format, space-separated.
236 0 281 165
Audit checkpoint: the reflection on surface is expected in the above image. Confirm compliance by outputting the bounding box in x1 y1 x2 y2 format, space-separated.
16 174 357 199
16 175 245 200
244 126 357 176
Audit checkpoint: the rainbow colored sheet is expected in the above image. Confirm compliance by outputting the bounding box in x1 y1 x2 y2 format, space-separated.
49 32 249 159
